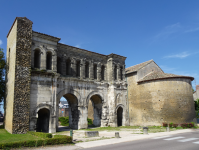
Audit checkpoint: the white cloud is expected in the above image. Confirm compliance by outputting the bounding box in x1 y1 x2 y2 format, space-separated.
154 23 181 40
185 27 199 33
163 51 191 59
0 40 2 46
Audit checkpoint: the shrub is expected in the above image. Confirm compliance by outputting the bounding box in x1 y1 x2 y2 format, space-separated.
27 131 52 139
59 117 69 126
169 122 173 127
59 117 93 126
0 137 72 149
180 123 194 128
173 124 178 128
0 124 4 129
162 123 168 127
87 118 93 125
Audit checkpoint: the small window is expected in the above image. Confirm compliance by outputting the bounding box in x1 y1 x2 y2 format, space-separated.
120 67 123 80
57 57 62 74
76 60 80 77
94 64 97 79
34 49 40 68
101 65 105 80
114 66 117 80
66 59 71 75
46 51 52 70
85 62 89 78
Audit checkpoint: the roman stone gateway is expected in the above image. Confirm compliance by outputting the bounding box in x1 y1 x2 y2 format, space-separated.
5 17 128 134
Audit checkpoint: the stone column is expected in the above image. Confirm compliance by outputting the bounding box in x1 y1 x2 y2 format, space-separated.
71 58 76 77
89 60 94 79
97 63 101 81
52 50 57 72
122 65 126 81
78 106 88 129
40 51 46 70
117 64 120 81
80 59 85 79
104 66 107 81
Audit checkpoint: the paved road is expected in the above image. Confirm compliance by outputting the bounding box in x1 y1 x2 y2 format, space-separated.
83 131 199 150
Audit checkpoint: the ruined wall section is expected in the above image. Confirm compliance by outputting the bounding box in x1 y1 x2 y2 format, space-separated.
5 17 33 134
12 18 32 134
127 73 196 126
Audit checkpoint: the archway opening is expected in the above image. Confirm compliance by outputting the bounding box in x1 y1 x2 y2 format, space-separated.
34 49 40 68
117 107 123 127
36 108 50 132
57 57 62 74
66 59 71 75
46 52 52 70
59 94 79 129
88 95 102 127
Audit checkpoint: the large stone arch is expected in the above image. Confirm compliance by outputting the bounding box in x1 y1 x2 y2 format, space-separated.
56 87 81 104
86 91 104 106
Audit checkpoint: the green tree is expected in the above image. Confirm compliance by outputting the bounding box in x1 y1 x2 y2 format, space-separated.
195 99 199 118
0 47 6 103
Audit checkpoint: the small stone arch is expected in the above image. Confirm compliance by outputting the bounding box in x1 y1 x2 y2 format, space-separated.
30 103 54 133
115 93 122 104
32 103 54 117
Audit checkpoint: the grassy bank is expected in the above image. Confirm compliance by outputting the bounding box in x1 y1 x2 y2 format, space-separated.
0 129 42 143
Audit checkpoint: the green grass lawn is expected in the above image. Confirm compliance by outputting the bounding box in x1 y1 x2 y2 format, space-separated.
0 129 42 143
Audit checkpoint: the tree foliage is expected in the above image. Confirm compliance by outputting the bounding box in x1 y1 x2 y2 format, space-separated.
195 99 199 118
0 47 6 103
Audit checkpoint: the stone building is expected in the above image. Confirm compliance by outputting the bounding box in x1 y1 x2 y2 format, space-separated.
4 17 196 134
193 85 199 101
5 17 128 134
126 60 196 126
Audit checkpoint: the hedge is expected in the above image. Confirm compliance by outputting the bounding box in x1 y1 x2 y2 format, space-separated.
0 137 72 149
163 122 194 128
59 117 93 126
27 131 52 138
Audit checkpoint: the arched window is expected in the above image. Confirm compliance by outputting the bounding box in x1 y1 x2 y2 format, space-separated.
46 51 52 70
101 65 105 80
85 62 89 78
94 64 97 79
34 49 40 68
57 57 62 74
120 67 123 80
114 65 117 80
76 60 80 77
66 58 71 75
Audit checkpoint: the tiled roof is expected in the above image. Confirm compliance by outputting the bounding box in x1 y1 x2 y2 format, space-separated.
138 71 194 83
125 59 154 73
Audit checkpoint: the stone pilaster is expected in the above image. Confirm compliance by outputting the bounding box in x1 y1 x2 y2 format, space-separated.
80 59 85 79
97 63 101 81
117 64 120 81
122 65 125 81
71 58 76 77
89 60 94 79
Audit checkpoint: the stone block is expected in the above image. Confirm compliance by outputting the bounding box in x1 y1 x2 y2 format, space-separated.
85 131 99 137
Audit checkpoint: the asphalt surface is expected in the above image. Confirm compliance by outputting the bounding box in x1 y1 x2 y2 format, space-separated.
83 131 199 150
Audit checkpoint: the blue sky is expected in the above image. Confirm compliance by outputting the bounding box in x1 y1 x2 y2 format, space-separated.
0 0 199 112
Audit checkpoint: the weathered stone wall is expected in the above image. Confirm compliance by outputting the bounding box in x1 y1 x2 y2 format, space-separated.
127 73 196 126
5 17 32 134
